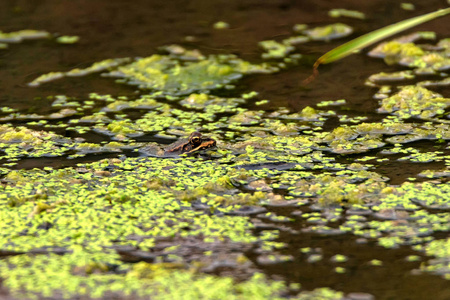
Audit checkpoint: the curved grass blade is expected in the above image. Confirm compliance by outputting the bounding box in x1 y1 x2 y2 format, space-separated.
304 7 450 84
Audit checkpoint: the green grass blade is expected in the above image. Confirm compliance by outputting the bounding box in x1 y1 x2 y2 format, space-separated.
317 7 450 65
304 7 450 84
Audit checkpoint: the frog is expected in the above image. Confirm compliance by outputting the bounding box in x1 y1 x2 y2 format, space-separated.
163 131 216 156
139 132 216 157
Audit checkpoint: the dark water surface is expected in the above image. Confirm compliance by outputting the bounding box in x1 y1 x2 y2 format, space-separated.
1 0 450 299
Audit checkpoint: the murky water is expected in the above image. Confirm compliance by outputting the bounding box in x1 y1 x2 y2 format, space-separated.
1 0 450 299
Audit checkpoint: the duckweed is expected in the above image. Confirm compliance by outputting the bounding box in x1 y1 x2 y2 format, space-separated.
378 86 450 119
1 23 450 299
0 29 51 43
56 35 80 44
368 33 450 73
302 23 353 41
328 9 366 19
28 58 131 87
259 40 295 60
106 54 276 95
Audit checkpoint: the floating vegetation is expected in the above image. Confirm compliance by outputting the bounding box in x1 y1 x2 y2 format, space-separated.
55 35 80 44
257 23 357 61
0 29 51 43
368 32 450 73
419 238 450 279
0 252 293 299
213 21 230 30
179 93 245 113
28 58 132 87
105 53 276 95
401 3 416 11
259 40 295 59
418 168 450 179
328 9 366 20
101 95 162 112
367 70 415 83
305 8 450 84
302 23 353 41
317 99 346 107
1 16 450 299
377 86 450 119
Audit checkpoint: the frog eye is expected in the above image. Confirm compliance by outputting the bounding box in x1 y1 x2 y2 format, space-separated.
191 136 200 144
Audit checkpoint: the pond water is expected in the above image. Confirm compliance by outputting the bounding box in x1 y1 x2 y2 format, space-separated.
1 0 450 299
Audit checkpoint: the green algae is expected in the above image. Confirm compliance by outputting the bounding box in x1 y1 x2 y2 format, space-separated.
0 107 79 122
319 126 386 154
367 70 415 83
0 251 287 299
330 254 348 263
56 35 80 44
335 182 450 259
259 40 295 60
0 249 345 299
317 99 346 107
28 58 131 87
328 9 366 20
303 23 353 41
0 155 354 298
368 33 450 72
0 157 274 250
418 238 450 279
213 21 230 30
378 86 450 119
418 168 450 179
1 20 450 300
180 93 245 113
398 151 445 163
106 53 275 95
101 95 161 112
0 124 138 163
401 3 415 10
0 29 51 43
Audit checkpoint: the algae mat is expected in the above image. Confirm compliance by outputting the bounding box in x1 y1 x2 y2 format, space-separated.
1 1 450 299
